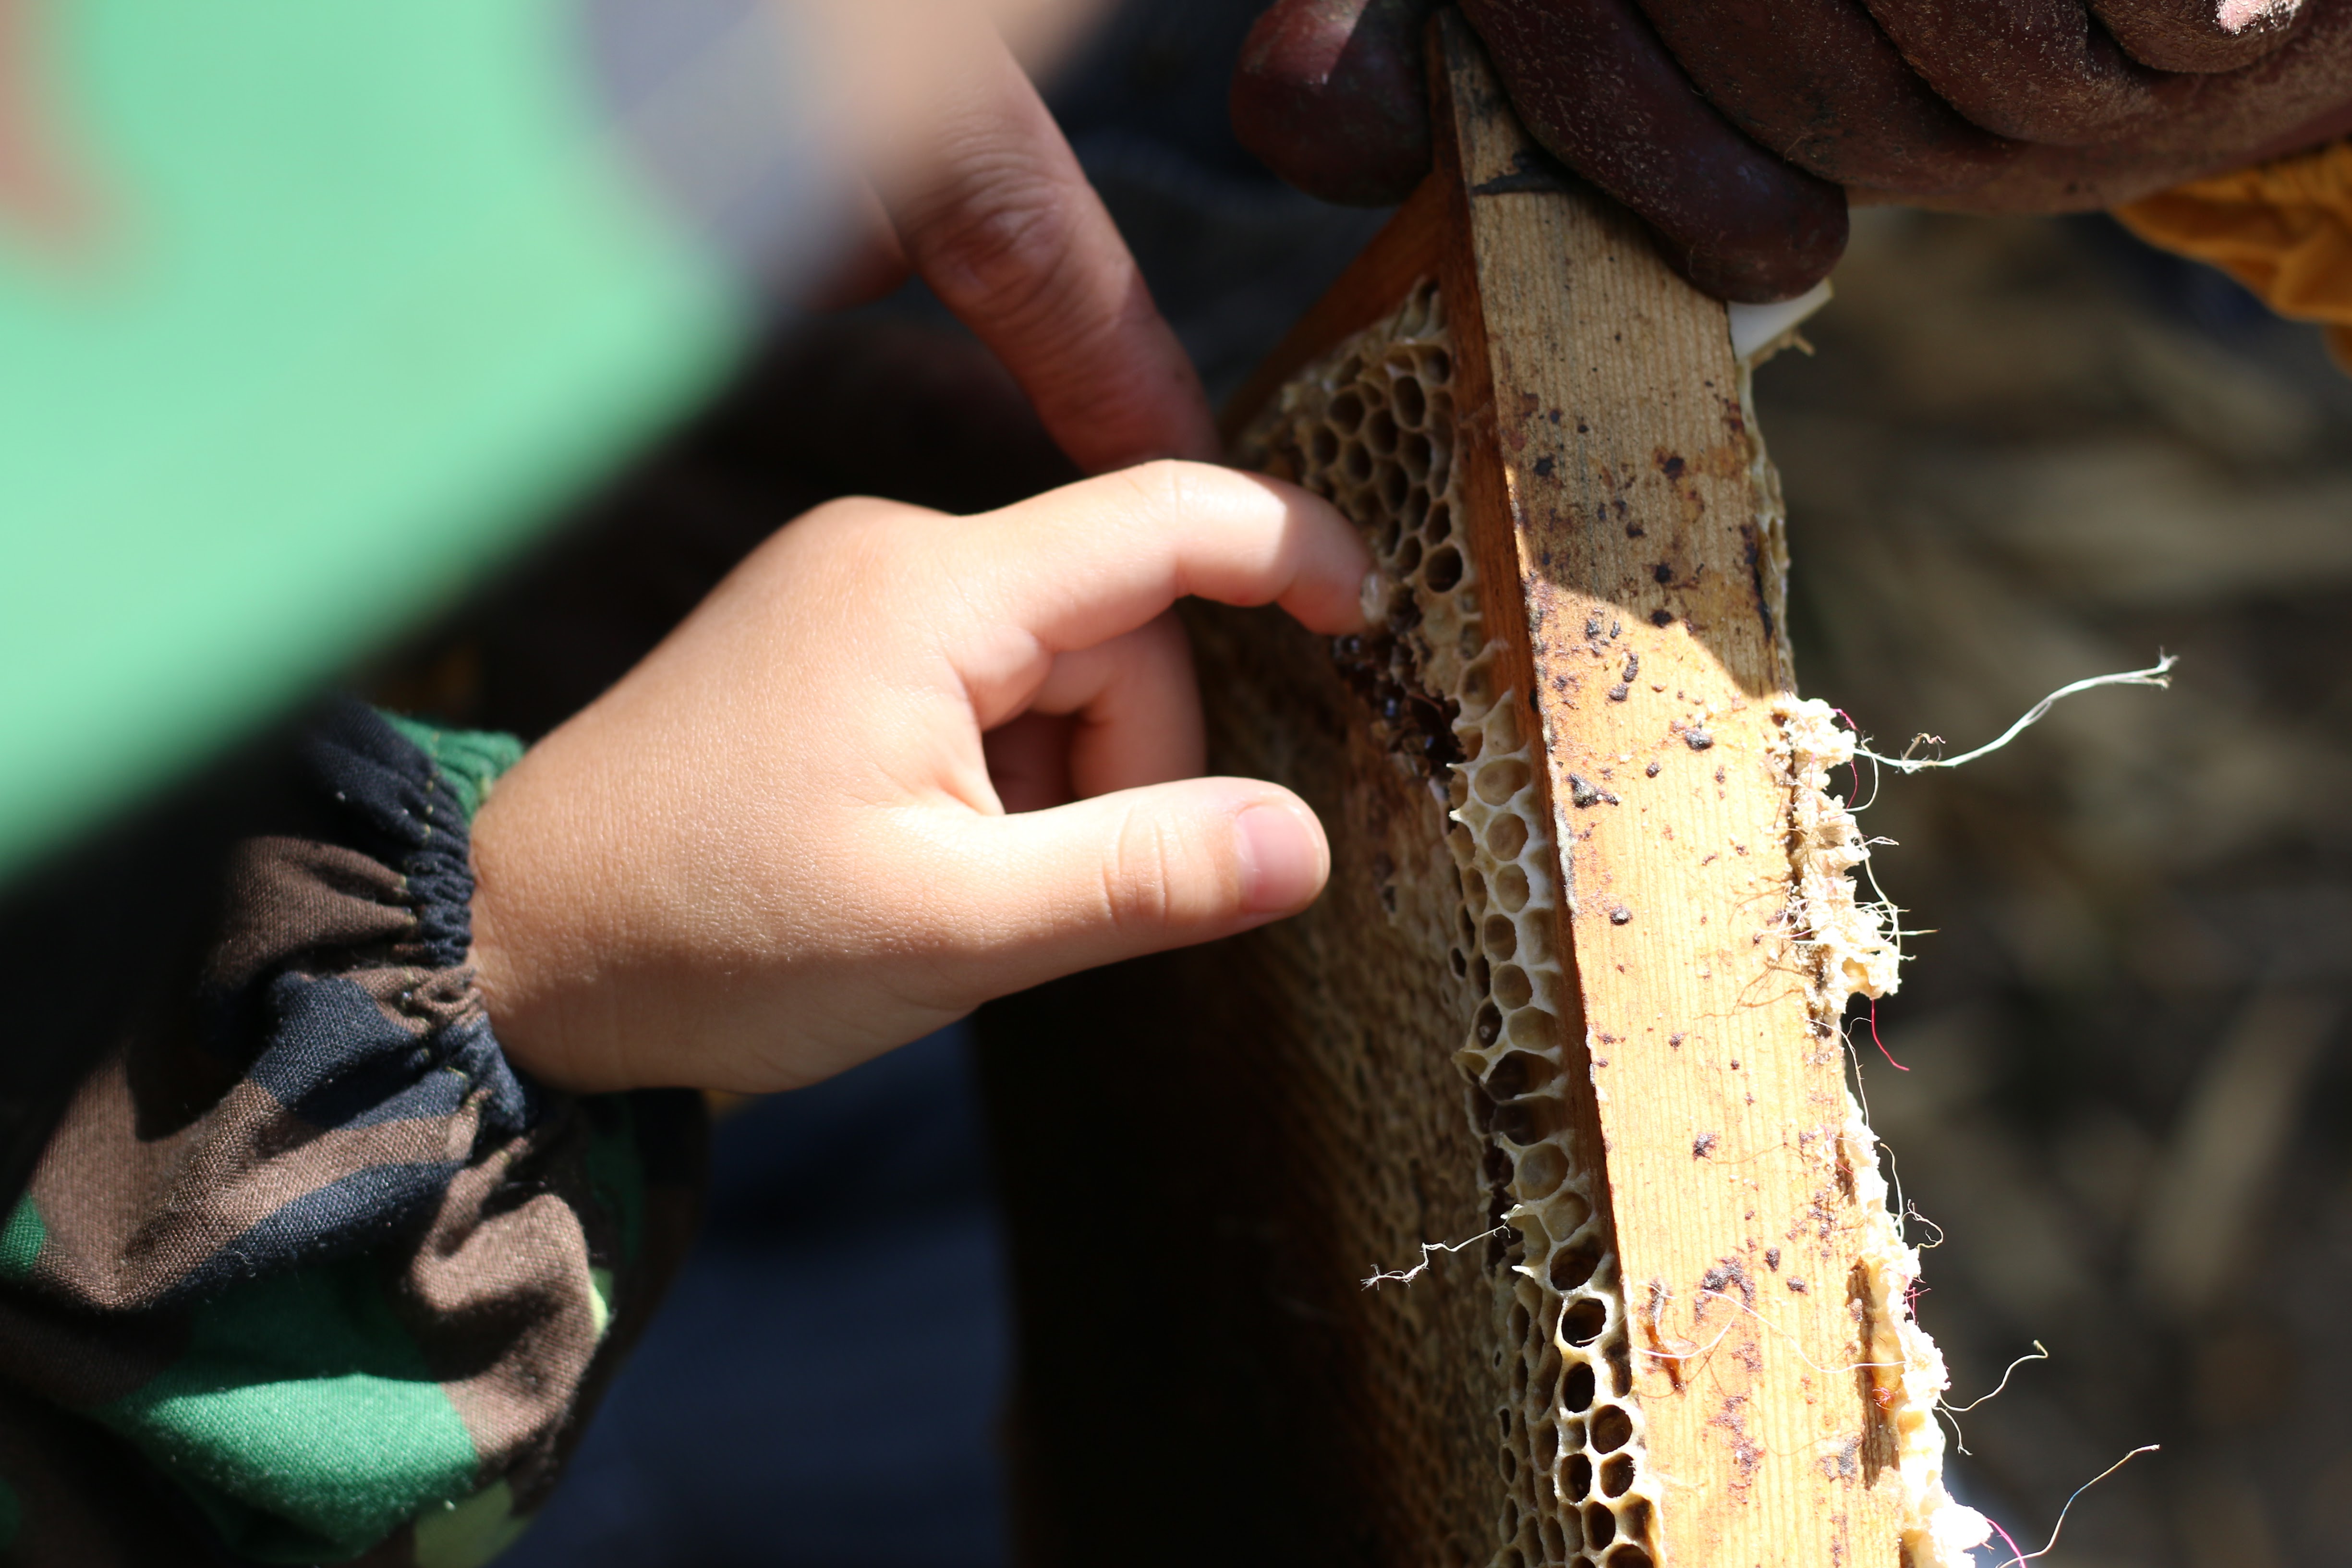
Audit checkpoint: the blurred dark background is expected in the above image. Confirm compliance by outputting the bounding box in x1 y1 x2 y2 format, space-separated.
422 3 2352 1563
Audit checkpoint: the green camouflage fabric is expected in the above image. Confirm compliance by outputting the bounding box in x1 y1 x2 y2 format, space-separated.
0 699 706 1565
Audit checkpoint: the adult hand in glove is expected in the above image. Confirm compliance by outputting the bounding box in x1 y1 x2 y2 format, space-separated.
1229 0 2352 304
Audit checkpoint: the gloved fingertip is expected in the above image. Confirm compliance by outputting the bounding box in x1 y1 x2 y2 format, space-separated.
1230 0 1438 207
1649 184 1849 305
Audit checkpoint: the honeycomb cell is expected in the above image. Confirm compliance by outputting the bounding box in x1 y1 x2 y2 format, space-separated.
1382 463 1411 512
1505 1007 1559 1049
1561 1298 1608 1346
1515 1141 1566 1197
1486 813 1530 860
1485 1049 1547 1099
1395 374 1429 427
1475 756 1533 804
1589 1404 1634 1454
1560 1361 1596 1413
1483 914 1519 960
1547 1238 1602 1292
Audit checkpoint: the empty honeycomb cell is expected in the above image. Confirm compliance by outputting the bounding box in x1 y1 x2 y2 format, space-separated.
1561 1298 1608 1347
1398 535 1425 577
1564 1451 1593 1502
1426 545 1465 592
1547 1238 1602 1292
1394 375 1428 426
1511 910 1553 960
1600 1455 1634 1498
1605 1545 1652 1568
1515 1142 1566 1200
1474 756 1532 804
1505 1007 1559 1049
1589 1404 1634 1453
1584 1502 1616 1549
1401 433 1433 483
1483 914 1519 960
1485 813 1529 860
1490 1098 1551 1145
1491 964 1533 1009
1331 389 1366 432
1485 1050 1548 1099
1382 464 1411 512
1560 1361 1596 1413
1368 407 1400 455
1492 863 1531 912
1539 1515 1566 1562
1542 1188 1593 1238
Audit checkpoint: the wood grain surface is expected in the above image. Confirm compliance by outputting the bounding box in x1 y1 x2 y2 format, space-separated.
1430 17 1911 1566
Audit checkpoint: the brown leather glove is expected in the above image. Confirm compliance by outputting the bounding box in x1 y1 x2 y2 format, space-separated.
1230 0 2352 303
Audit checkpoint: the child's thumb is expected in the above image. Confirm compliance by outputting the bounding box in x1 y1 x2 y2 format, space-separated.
944 780 1331 991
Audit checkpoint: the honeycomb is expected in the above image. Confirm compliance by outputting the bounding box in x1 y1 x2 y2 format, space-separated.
1772 701 1988 1568
1243 282 1661 1568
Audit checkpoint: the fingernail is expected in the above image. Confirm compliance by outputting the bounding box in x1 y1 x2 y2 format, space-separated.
1236 801 1326 915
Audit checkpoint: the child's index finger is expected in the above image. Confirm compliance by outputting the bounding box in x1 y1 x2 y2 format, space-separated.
952 461 1373 656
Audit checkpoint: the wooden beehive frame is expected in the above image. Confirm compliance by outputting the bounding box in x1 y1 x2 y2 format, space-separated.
977 16 1976 1568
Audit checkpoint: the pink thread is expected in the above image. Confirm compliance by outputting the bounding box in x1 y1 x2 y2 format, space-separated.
1832 708 1864 798
1987 1516 2031 1568
1868 997 1910 1071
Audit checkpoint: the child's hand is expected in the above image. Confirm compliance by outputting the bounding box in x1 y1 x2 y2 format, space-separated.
468 462 1371 1095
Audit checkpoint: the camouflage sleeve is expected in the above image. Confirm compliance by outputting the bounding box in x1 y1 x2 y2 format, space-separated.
0 697 707 1567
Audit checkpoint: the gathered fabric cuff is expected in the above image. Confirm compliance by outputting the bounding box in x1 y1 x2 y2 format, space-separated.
0 698 705 1566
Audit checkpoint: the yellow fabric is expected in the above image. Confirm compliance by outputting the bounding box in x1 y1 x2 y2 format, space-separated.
2114 139 2352 370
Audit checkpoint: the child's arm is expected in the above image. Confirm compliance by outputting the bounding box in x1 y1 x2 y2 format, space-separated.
469 461 1372 1095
